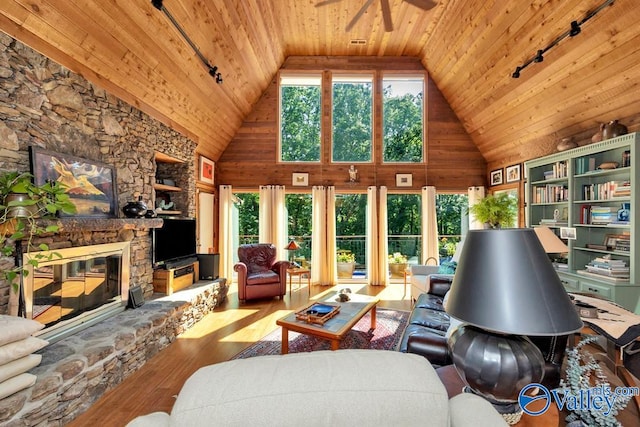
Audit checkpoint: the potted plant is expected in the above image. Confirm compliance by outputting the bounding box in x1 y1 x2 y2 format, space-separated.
559 336 632 427
468 192 517 228
388 252 408 278
0 171 76 290
336 250 356 278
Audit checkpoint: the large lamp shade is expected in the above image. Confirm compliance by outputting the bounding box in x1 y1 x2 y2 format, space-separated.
446 228 583 336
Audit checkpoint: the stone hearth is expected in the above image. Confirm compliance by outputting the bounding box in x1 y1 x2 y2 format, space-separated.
0 279 228 425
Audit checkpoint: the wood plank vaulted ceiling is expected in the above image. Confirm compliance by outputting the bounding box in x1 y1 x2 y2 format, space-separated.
0 0 639 166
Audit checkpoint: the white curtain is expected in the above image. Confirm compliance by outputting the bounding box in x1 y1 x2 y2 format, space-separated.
311 186 326 285
326 186 337 285
366 187 381 285
311 186 337 286
468 186 486 230
421 186 439 265
218 185 234 283
259 185 287 259
366 186 392 285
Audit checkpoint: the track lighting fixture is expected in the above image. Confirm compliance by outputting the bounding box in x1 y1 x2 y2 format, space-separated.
569 20 581 37
534 50 544 63
511 0 613 79
151 0 223 84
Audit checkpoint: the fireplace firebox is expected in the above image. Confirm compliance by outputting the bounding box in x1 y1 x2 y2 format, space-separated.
10 242 131 343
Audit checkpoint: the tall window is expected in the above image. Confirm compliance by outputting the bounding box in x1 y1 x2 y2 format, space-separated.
387 194 422 263
332 74 373 162
436 193 468 260
382 75 424 162
280 74 321 162
286 193 313 267
335 193 367 278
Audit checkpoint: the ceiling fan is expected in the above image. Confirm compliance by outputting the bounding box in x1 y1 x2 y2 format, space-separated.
315 0 437 32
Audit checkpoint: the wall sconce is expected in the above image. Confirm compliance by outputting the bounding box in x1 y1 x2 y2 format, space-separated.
151 0 223 84
511 0 614 78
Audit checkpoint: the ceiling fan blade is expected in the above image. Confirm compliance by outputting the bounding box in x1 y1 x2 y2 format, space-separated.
404 0 437 10
381 0 393 32
315 0 343 7
345 0 375 32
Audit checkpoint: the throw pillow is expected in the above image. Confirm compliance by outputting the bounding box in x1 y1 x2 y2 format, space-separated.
0 315 45 347
437 261 457 275
0 372 37 400
0 336 48 366
0 354 42 383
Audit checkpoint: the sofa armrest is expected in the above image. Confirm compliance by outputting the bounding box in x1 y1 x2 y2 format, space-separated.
429 275 453 297
410 265 440 276
449 394 508 426
407 333 452 366
126 412 171 427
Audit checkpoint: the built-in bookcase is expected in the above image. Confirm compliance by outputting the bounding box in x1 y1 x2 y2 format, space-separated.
525 132 640 313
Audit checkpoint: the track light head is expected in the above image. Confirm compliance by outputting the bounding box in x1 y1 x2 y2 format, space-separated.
512 67 521 79
151 0 163 11
534 50 544 63
216 74 223 84
570 21 581 37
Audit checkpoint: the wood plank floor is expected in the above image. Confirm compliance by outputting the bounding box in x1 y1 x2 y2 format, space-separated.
68 281 413 427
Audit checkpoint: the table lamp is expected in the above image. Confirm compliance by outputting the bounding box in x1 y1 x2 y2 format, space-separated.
285 240 301 267
534 226 569 268
445 229 583 424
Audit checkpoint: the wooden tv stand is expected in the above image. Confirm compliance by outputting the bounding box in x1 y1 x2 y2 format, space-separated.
152 261 199 295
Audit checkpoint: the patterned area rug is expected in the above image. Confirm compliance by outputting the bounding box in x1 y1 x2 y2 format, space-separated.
231 308 409 359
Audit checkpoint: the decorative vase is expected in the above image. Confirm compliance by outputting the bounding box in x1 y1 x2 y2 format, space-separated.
337 262 355 278
617 203 630 222
591 123 604 143
389 263 408 278
557 137 577 152
602 120 628 140
4 193 38 218
122 196 147 218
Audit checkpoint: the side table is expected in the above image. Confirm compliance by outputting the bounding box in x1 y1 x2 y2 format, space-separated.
286 267 310 296
436 365 559 426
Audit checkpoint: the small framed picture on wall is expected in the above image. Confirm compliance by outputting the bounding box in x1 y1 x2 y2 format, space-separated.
199 155 214 185
490 169 503 186
505 164 521 183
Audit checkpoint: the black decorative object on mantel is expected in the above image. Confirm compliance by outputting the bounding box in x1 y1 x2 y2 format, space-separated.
122 196 148 218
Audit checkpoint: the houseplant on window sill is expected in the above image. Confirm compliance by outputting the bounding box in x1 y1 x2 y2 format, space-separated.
388 252 408 278
468 192 517 229
336 250 356 279
0 171 76 297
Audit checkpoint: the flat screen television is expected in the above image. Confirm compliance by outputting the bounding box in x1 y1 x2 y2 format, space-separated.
152 218 197 268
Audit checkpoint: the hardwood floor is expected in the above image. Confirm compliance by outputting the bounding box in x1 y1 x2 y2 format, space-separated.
67 281 413 427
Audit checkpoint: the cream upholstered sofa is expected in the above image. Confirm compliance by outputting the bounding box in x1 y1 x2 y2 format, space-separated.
127 350 507 427
409 264 447 301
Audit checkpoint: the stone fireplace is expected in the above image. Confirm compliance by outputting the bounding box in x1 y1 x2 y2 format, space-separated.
12 241 131 344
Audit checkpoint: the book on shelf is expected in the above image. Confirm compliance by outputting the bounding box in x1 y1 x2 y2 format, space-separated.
576 269 630 283
590 206 615 224
539 219 567 226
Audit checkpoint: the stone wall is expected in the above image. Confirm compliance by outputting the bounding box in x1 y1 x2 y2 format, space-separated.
0 33 198 314
0 280 228 426
0 32 210 426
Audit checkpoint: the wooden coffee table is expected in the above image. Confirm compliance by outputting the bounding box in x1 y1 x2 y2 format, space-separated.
276 291 379 354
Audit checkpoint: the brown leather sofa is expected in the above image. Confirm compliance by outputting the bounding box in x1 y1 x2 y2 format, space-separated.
234 243 289 301
398 274 569 390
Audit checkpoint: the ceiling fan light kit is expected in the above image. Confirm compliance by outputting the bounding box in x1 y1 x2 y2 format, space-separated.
511 0 614 79
317 0 437 33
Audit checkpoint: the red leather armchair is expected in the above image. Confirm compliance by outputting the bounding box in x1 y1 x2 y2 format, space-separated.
234 243 289 301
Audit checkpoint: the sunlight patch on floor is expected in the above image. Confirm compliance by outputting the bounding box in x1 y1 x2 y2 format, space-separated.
178 308 260 339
